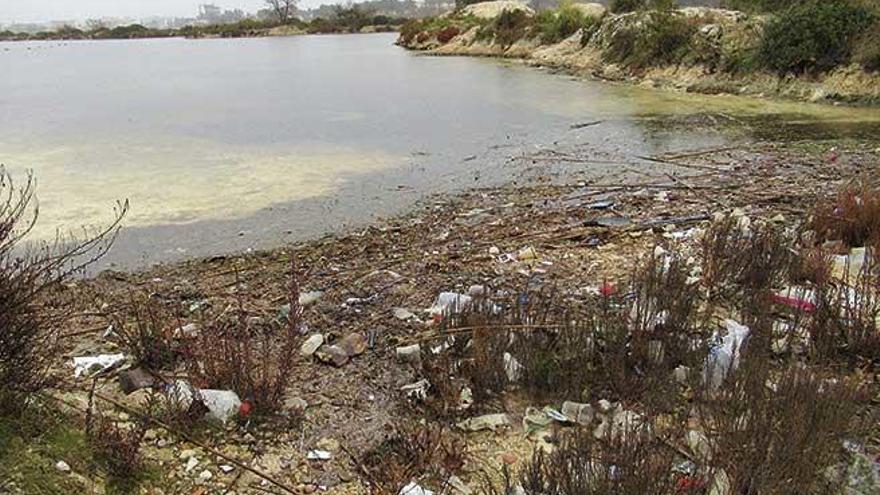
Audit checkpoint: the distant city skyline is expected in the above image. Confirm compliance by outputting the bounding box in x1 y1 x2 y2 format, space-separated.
0 0 332 24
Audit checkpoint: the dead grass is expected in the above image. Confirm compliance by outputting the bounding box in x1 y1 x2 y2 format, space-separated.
807 181 880 248
354 423 467 495
0 168 124 416
179 260 304 414
694 356 865 495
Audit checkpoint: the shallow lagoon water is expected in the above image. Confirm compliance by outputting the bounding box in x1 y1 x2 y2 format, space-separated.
1 33 877 268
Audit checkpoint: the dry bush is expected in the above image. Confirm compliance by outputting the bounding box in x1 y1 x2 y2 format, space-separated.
0 168 125 416
180 260 304 414
109 292 180 370
807 181 880 248
516 427 682 495
436 26 460 43
807 246 880 364
85 382 147 479
356 423 467 495
695 355 864 494
432 253 708 411
700 215 796 306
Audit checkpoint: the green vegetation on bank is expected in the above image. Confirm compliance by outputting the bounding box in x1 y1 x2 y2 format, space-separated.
401 0 880 80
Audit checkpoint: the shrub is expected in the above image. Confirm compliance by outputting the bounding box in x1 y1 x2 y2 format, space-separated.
110 292 180 370
85 383 147 480
399 19 426 44
357 424 467 495
0 169 124 417
806 181 880 248
516 427 682 495
610 0 646 13
535 2 600 44
758 0 874 75
478 9 534 47
604 10 698 69
180 260 304 414
695 358 864 494
436 25 461 43
853 19 880 70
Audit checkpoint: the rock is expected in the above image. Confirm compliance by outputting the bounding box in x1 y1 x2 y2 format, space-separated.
173 323 199 338
316 345 349 367
488 246 501 255
301 334 324 356
673 365 690 384
461 1 534 20
316 437 340 453
299 291 324 306
467 285 487 297
199 469 213 481
457 413 510 432
179 449 198 461
561 401 594 425
55 460 71 473
570 2 606 19
396 344 421 364
219 465 234 474
338 333 368 357
285 396 308 412
118 367 156 394
708 468 731 495
597 399 614 413
500 452 519 465
185 456 200 472
393 308 416 320
687 430 713 462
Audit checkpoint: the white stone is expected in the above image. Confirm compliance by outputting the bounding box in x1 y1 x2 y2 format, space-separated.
55 460 71 473
300 334 324 356
461 1 534 20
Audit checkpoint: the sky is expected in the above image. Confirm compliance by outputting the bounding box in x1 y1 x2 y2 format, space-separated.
0 0 325 24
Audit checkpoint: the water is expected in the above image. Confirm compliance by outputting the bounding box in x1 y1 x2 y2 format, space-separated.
1 33 877 269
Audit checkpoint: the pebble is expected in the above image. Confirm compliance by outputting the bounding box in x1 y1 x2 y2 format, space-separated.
500 452 519 465
300 334 324 356
55 460 71 473
199 470 213 481
179 449 197 461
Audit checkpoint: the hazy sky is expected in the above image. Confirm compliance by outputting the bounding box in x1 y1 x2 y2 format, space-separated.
0 0 326 23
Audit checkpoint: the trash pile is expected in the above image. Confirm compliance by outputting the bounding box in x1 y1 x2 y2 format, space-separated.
51 141 880 494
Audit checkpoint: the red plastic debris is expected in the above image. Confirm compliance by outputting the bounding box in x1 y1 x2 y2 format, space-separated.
771 294 817 313
600 282 616 297
675 476 706 492
239 400 253 417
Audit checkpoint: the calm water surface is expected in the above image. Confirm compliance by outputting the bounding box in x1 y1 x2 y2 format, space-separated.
1 33 876 268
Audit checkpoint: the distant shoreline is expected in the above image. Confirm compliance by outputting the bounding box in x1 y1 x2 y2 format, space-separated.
0 19 402 43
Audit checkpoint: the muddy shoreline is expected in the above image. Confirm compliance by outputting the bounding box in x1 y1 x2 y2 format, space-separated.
47 137 879 494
